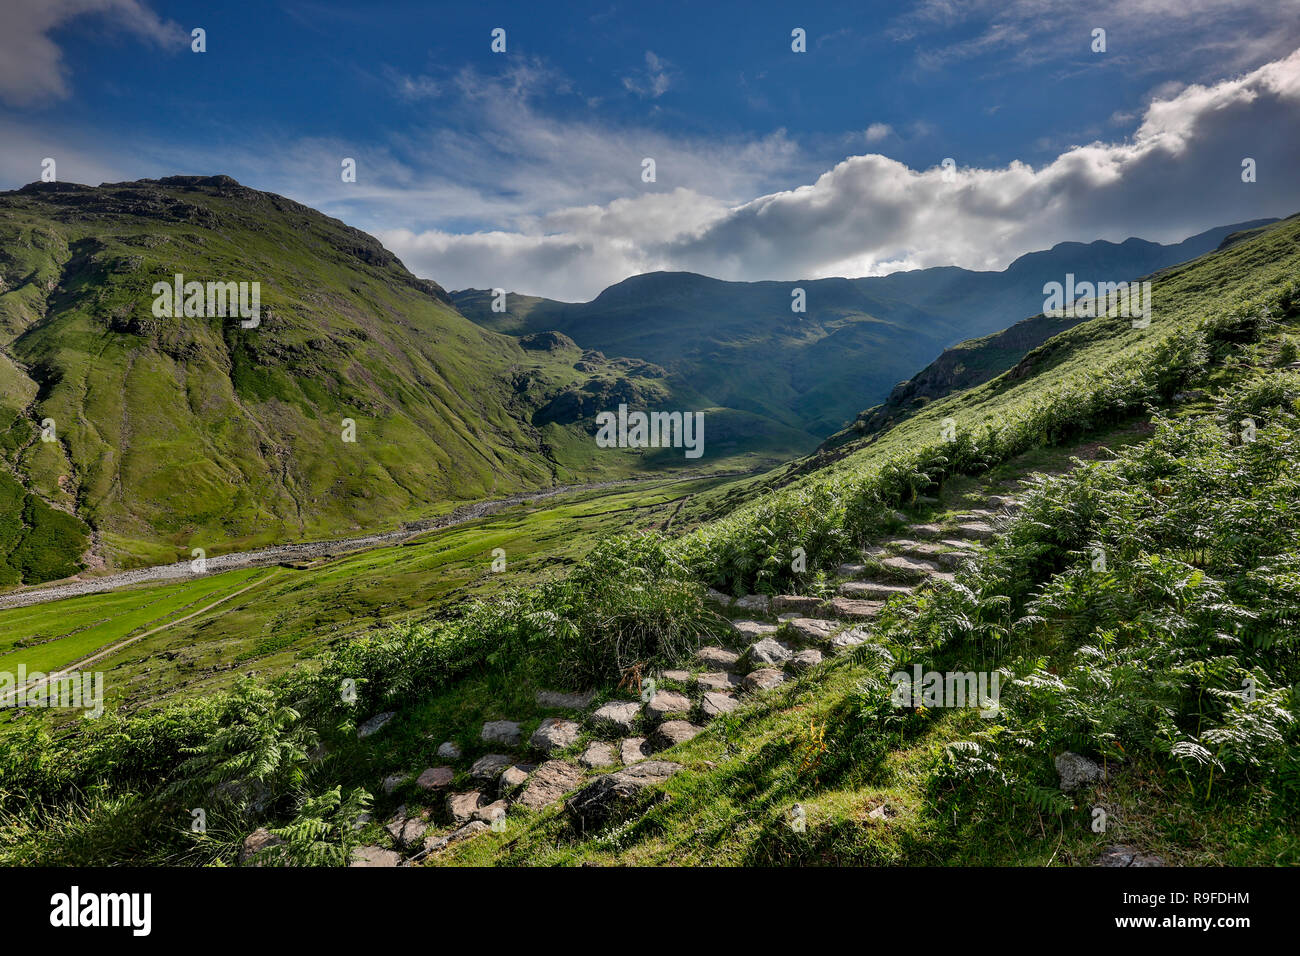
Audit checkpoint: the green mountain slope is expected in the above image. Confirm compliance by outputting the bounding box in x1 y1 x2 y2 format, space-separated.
453 220 1276 449
0 177 673 575
3 208 1296 868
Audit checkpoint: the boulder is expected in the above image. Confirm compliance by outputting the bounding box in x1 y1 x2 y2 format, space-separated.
536 690 596 709
590 700 642 734
700 692 738 719
356 711 395 739
695 646 741 670
1096 845 1166 867
787 649 824 672
646 689 692 721
743 668 785 692
436 741 462 761
530 717 581 753
469 753 514 782
783 617 839 647
423 820 489 853
579 741 619 768
1055 751 1105 792
620 738 648 765
772 595 825 615
745 636 793 668
648 720 703 751
730 620 777 641
498 763 536 799
566 761 683 832
238 827 284 866
380 773 408 795
480 720 522 747
350 845 402 867
385 806 429 845
447 791 489 825
516 760 586 810
734 594 770 613
415 766 455 791
696 671 742 691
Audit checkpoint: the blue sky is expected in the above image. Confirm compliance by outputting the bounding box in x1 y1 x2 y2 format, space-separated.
2 0 1299 298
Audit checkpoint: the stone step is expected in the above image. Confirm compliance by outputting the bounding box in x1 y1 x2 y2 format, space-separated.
839 580 915 600
827 596 883 620
952 521 996 542
906 523 944 540
938 538 984 551
772 594 825 615
878 554 943 581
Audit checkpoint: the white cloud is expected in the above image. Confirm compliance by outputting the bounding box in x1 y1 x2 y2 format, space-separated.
380 48 1300 300
0 0 184 107
864 123 894 143
623 50 675 99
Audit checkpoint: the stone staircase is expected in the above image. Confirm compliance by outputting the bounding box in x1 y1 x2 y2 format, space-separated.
332 494 1021 866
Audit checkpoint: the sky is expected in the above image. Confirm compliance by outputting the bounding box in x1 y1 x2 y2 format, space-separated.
1 0 1298 300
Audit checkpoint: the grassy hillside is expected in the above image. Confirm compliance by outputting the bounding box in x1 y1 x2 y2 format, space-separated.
0 177 740 576
0 214 1295 868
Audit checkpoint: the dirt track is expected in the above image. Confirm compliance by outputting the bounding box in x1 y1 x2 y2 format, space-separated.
0 478 660 611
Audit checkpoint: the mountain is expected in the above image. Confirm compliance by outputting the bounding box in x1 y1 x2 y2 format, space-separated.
0 176 679 577
452 219 1278 448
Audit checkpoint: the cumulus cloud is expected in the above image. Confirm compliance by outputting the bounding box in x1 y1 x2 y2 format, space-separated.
381 49 1300 300
864 123 894 143
0 0 184 107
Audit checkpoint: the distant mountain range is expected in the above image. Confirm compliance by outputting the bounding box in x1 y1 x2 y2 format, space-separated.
453 218 1278 450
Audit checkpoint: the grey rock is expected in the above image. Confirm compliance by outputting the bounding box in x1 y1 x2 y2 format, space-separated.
696 670 742 691
423 820 489 853
350 845 402 867
381 773 409 795
566 760 683 832
590 700 642 734
436 741 462 761
787 648 824 672
1055 751 1105 792
239 827 284 866
480 720 522 747
579 741 619 768
447 791 489 825
619 738 648 764
783 617 839 647
1096 845 1166 867
695 646 741 670
498 763 536 799
743 668 785 692
357 711 395 739
746 636 793 668
516 760 586 810
646 689 692 721
648 720 703 751
734 594 771 613
772 595 826 615
731 619 778 641
536 689 595 709
415 766 454 790
700 691 738 719
530 717 581 753
469 753 513 782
